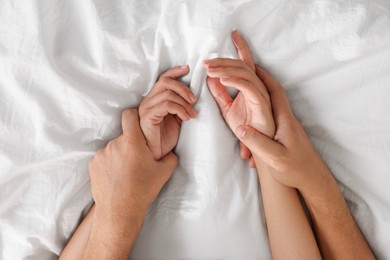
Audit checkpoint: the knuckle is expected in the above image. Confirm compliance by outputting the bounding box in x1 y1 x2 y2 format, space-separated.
160 77 170 85
162 100 173 109
164 89 175 99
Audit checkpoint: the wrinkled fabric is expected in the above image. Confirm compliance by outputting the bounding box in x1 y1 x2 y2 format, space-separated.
0 0 390 259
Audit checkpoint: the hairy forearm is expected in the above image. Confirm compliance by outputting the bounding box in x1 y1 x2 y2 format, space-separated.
255 156 320 260
300 166 374 259
83 205 145 259
60 204 95 260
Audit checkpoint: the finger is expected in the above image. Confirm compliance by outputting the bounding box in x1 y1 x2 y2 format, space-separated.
206 66 258 84
148 76 196 104
232 30 255 71
219 77 270 106
255 65 295 122
206 77 233 117
158 152 179 181
160 64 190 79
141 90 197 118
203 58 247 69
121 109 144 138
249 157 256 168
236 125 284 161
240 142 251 160
145 101 193 123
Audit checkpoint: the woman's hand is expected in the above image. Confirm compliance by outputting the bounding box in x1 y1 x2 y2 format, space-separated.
139 65 197 160
235 65 330 190
236 65 374 260
204 31 275 166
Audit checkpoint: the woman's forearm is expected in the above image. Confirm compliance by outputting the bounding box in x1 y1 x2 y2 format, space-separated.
255 156 321 260
59 204 95 260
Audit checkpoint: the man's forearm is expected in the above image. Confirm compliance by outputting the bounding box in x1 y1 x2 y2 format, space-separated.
83 205 145 260
300 166 374 259
60 205 95 260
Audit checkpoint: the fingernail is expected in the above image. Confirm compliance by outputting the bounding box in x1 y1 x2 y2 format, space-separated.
237 126 247 138
189 93 197 103
180 64 188 69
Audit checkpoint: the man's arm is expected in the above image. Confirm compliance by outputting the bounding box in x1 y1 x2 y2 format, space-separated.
83 204 145 259
60 109 178 259
59 205 95 260
299 163 371 259
236 66 374 259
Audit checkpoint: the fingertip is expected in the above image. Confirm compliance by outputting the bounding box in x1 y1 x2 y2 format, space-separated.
219 77 230 84
180 64 190 74
189 92 197 103
232 29 240 39
232 30 241 47
249 158 256 168
192 109 198 118
236 125 248 139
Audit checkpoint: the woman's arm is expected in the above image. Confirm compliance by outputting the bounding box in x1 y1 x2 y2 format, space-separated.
206 31 320 259
255 161 320 259
236 66 374 259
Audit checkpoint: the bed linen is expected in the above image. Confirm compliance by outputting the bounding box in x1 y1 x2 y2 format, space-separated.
0 0 390 259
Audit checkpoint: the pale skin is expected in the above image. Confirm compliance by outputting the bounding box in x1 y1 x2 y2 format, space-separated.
204 31 321 259
60 31 374 259
225 32 373 259
237 64 375 259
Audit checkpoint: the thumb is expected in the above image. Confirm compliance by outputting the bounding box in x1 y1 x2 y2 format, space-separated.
158 152 179 180
236 125 284 160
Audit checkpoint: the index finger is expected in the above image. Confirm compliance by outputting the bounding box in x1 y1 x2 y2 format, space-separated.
255 65 295 123
232 30 255 71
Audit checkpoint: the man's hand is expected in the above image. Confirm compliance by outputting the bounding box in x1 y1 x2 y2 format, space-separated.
139 65 197 160
84 109 178 259
89 109 178 216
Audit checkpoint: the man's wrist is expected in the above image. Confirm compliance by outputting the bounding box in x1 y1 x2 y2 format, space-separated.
83 204 146 259
93 203 146 234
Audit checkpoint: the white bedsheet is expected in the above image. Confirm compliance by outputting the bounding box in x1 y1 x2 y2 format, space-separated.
1 0 390 259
